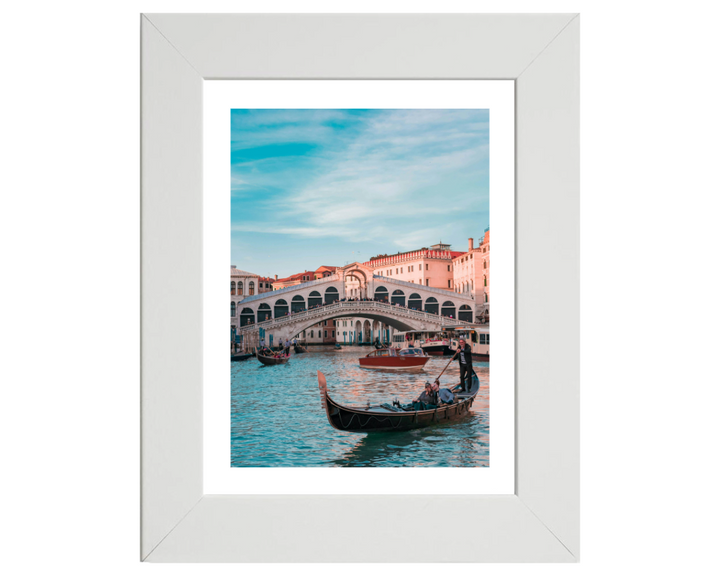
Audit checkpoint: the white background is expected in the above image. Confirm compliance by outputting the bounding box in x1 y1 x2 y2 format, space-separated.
1 1 718 575
203 81 515 494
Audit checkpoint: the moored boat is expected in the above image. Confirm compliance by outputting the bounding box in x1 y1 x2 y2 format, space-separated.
231 352 252 362
294 343 308 354
317 369 479 433
255 347 290 366
358 347 429 371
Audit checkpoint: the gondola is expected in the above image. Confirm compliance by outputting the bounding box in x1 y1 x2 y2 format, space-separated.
317 369 479 433
255 347 290 366
231 352 252 362
334 343 342 350
294 343 308 354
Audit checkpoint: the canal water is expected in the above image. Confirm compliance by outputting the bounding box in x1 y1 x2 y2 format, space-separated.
231 346 489 467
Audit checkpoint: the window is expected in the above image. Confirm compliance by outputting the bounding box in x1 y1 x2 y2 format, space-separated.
484 277 487 287
396 268 398 274
311 330 314 338
400 267 403 273
238 282 243 295
485 294 488 302
231 302 236 317
332 331 335 337
426 279 429 286
448 280 451 288
231 281 236 295
483 261 487 269
249 281 255 295
425 263 429 271
324 331 328 338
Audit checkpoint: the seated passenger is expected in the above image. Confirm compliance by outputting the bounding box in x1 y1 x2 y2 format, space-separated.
416 382 438 405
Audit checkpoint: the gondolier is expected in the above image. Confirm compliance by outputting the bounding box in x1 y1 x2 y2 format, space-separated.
456 338 473 391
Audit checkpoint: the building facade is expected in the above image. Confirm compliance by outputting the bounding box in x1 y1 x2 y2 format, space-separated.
271 265 338 291
230 265 273 332
451 229 490 323
298 319 338 345
334 318 395 345
353 242 463 294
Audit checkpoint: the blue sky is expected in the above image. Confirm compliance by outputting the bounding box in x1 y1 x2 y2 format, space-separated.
231 109 489 278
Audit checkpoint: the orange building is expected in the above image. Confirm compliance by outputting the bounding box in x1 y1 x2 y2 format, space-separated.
271 265 338 290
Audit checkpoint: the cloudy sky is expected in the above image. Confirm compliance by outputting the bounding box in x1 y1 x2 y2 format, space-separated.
231 109 489 278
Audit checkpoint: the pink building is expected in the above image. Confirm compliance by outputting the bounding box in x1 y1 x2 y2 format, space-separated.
361 242 463 292
451 229 490 323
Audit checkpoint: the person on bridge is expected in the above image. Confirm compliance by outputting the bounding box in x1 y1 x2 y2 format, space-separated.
455 338 473 392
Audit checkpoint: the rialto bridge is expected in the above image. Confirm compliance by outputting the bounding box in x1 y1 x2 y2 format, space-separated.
231 262 476 345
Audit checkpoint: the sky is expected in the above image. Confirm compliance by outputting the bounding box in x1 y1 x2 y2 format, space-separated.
231 109 489 279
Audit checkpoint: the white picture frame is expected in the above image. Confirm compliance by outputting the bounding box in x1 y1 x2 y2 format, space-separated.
141 13 579 562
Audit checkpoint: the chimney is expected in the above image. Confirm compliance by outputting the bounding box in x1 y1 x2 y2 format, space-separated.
274 274 278 280
468 238 474 252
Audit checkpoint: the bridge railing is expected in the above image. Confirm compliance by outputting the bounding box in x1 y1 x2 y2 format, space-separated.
238 274 340 305
235 300 475 333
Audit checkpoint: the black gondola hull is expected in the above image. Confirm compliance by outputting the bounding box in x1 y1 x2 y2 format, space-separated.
317 370 479 433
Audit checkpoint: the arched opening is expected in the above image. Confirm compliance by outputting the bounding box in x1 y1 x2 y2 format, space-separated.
459 304 473 322
230 301 236 317
240 307 255 326
424 296 438 315
374 285 389 302
231 281 236 295
363 320 371 343
308 290 322 308
407 293 422 310
355 320 363 343
274 299 288 318
249 281 255 296
324 286 339 304
258 303 271 322
291 295 306 313
391 289 405 306
237 281 243 295
441 301 456 318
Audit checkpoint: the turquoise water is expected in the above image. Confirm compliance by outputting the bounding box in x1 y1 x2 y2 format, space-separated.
231 346 489 467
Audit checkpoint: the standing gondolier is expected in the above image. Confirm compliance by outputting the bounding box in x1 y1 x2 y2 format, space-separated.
456 338 473 391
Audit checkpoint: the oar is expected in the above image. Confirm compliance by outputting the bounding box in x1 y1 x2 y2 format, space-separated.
433 350 459 385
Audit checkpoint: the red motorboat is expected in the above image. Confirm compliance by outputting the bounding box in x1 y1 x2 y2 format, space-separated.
358 347 430 371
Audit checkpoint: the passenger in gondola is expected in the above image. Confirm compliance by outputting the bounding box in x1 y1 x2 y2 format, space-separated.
415 382 438 406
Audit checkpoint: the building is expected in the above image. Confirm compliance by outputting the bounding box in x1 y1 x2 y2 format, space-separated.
299 319 338 345
271 265 338 291
451 229 490 323
342 242 464 297
334 318 395 345
230 265 273 331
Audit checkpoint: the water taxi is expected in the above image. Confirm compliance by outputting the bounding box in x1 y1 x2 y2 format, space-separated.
393 326 490 361
391 330 453 356
358 347 430 371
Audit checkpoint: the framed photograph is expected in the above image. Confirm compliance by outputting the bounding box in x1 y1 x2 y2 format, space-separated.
141 13 579 562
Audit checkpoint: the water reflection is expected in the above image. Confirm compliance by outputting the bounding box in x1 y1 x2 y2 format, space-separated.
231 346 489 467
